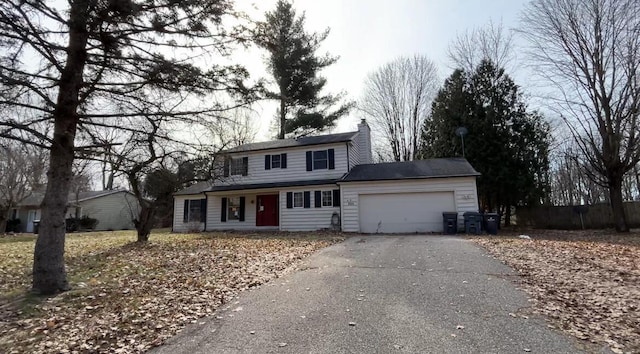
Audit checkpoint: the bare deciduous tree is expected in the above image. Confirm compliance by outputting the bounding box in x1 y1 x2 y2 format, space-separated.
0 0 257 294
359 55 439 161
447 19 516 73
521 0 640 232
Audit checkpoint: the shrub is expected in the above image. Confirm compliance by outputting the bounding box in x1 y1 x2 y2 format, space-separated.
5 219 21 232
65 216 99 232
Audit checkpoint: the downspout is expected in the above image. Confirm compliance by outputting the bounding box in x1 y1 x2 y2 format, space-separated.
204 193 208 232
171 195 175 233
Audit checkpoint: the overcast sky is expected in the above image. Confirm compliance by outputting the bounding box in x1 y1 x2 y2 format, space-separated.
235 0 532 140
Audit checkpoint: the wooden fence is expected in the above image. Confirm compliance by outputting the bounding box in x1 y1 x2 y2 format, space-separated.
516 202 640 229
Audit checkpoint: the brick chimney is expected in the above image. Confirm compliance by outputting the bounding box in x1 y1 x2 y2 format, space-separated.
357 119 372 164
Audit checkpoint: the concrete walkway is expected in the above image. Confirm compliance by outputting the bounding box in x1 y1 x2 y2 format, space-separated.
152 235 586 354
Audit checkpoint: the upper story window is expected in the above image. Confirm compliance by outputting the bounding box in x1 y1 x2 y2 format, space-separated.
224 156 248 177
271 154 281 168
265 153 287 170
313 150 327 170
231 158 245 175
306 148 335 171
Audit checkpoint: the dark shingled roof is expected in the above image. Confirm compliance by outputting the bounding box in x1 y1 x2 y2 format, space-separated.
174 179 340 195
340 158 480 182
224 131 358 153
173 181 213 196
18 189 129 207
208 179 340 192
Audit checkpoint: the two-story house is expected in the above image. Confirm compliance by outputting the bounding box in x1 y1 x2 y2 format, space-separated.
172 120 480 233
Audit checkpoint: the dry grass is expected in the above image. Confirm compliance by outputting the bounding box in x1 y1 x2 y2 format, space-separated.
471 230 640 354
0 230 343 353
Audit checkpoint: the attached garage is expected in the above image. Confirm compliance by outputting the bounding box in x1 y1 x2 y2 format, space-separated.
358 192 455 233
339 158 480 234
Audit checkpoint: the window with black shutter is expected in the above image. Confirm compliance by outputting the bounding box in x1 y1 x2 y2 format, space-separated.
183 199 204 222
286 192 293 208
230 157 249 176
307 149 335 170
303 191 311 208
332 189 340 207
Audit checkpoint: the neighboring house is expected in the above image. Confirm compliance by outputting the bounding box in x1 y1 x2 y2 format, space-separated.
173 120 480 233
12 189 139 232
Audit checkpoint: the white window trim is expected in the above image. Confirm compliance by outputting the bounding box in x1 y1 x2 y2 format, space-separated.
293 192 303 208
230 158 245 176
187 200 202 222
313 150 328 170
271 154 281 169
321 191 333 207
227 196 241 221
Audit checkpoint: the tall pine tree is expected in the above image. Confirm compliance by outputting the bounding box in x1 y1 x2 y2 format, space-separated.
421 60 550 224
255 0 352 139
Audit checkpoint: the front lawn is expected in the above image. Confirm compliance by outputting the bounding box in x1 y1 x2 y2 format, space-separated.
0 230 343 353
472 230 640 354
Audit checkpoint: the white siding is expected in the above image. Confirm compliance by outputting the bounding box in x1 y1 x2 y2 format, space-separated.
78 192 139 231
205 193 259 231
220 143 349 185
340 177 479 233
279 185 340 231
173 194 205 232
201 186 340 231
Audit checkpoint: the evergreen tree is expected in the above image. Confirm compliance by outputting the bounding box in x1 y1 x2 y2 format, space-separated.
255 0 352 139
421 60 550 224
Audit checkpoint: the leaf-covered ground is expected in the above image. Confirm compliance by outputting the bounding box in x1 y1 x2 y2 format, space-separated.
471 230 640 354
0 230 343 353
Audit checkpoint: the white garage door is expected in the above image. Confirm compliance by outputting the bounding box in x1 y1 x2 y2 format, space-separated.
359 192 456 233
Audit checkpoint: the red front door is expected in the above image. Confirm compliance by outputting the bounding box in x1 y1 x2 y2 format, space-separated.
256 194 279 226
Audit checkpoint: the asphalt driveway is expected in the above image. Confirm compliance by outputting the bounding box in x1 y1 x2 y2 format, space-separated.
152 235 587 354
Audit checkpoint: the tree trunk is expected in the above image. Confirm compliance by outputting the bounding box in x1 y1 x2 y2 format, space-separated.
32 1 90 295
609 176 629 232
135 204 155 242
278 93 286 139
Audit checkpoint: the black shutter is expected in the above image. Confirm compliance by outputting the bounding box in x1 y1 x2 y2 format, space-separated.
200 198 207 222
303 191 310 208
242 157 249 176
333 189 340 207
221 197 227 222
314 191 322 208
239 197 246 221
306 151 312 171
183 200 189 222
281 153 287 169
223 157 229 177
265 155 271 170
286 192 293 209
328 149 335 170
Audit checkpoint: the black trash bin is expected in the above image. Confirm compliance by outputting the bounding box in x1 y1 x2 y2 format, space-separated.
442 212 458 234
33 220 40 234
483 213 499 235
463 212 482 235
